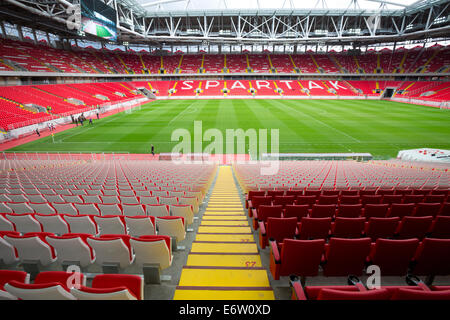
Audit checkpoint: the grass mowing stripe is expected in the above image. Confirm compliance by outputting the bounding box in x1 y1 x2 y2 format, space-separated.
7 99 450 158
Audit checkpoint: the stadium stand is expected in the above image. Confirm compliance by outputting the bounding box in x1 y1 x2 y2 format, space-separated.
0 0 449 307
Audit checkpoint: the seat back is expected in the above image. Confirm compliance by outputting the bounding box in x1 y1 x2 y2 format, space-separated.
273 196 295 207
440 202 450 216
310 204 336 218
381 195 403 205
93 216 126 235
82 195 101 204
6 202 34 214
396 216 433 239
52 203 77 215
369 238 420 276
323 237 371 276
159 196 178 206
28 203 56 215
155 217 185 242
124 216 156 237
298 217 331 240
4 281 76 300
139 196 159 205
414 203 441 217
63 215 97 235
46 235 94 267
251 196 272 209
257 205 283 222
178 197 199 214
146 204 169 217
340 196 361 205
130 235 172 269
122 204 146 216
248 191 266 202
296 196 316 207
388 203 415 218
5 214 42 234
403 195 424 204
120 196 139 205
279 239 325 277
429 216 450 238
361 195 382 205
365 217 399 241
74 203 100 215
332 217 365 238
170 205 194 225
283 205 309 221
0 237 19 265
0 215 15 232
101 196 120 204
87 237 133 269
34 214 70 235
336 204 362 218
424 194 446 203
318 195 339 205
98 204 122 216
266 217 297 243
4 235 56 265
363 204 389 219
412 238 450 276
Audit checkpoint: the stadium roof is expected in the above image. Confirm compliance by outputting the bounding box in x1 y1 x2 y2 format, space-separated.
135 0 420 13
0 0 449 47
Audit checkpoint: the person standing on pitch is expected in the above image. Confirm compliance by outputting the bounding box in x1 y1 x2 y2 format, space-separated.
151 144 155 156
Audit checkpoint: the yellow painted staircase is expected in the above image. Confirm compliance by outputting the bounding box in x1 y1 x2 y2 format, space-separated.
173 166 274 300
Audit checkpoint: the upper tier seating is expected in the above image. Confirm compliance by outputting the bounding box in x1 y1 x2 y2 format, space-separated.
1 38 448 75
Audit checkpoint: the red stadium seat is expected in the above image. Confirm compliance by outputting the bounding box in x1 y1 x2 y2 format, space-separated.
322 237 372 276
368 238 420 276
331 217 365 238
364 217 400 241
297 217 332 240
396 216 433 239
259 217 297 249
269 238 325 280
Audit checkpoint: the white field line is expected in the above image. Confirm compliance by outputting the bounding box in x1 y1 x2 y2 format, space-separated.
271 100 362 143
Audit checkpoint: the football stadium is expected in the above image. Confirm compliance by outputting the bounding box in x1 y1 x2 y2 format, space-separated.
0 0 449 309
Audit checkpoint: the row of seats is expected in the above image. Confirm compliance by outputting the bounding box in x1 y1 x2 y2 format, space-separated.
247 187 449 198
269 237 450 280
0 202 196 219
0 185 207 198
0 270 143 300
289 275 450 300
258 216 450 249
0 214 188 241
0 186 206 198
250 202 449 222
1 229 177 272
235 161 450 192
0 194 200 209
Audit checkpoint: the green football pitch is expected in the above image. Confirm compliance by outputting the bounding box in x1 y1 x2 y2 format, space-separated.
7 99 450 159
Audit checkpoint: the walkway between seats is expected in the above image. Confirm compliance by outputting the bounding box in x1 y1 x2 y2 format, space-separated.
173 165 274 300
